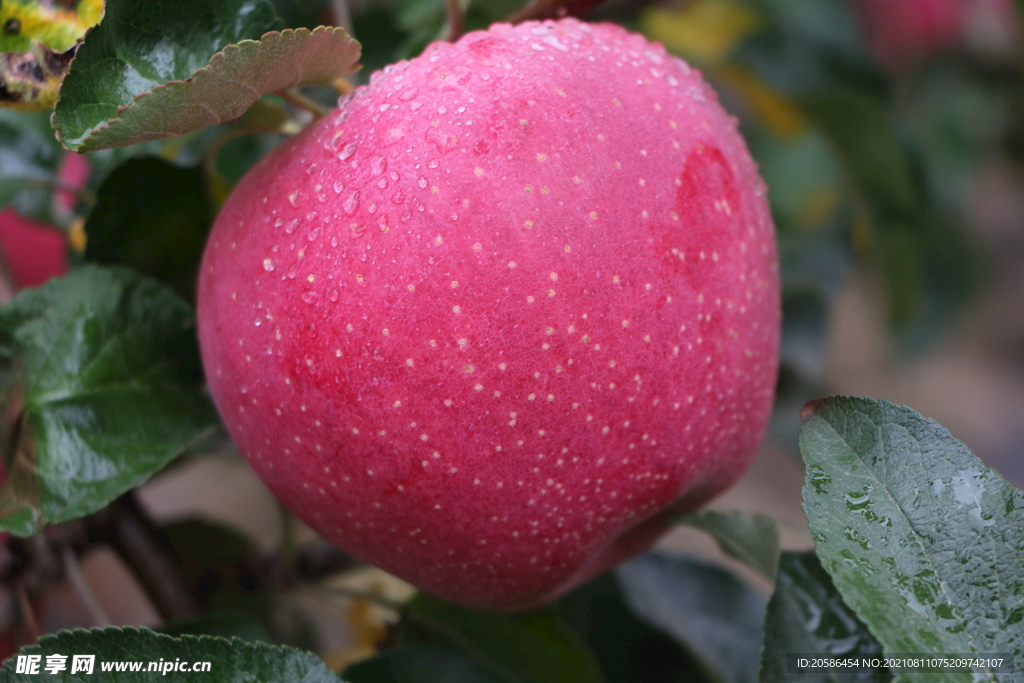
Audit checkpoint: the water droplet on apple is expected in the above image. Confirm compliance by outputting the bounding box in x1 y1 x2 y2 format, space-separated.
263 258 275 271
392 190 405 204
339 143 358 161
371 156 388 176
333 180 345 193
285 219 298 235
378 177 388 189
399 88 418 101
343 190 360 215
418 177 428 188
302 290 319 304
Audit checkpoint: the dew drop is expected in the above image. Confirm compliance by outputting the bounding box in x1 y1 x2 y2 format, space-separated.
379 103 391 112
333 180 345 193
274 218 284 228
371 156 388 176
378 177 388 189
428 159 440 169
301 290 319 304
343 190 360 215
328 288 339 302
339 142 357 161
263 258 275 271
399 87 418 101
392 190 404 204
310 227 321 241
285 219 298 235
418 177 428 188
254 318 263 326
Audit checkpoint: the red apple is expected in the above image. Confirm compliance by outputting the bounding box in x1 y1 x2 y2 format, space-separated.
0 211 67 290
197 18 779 611
0 152 87 291
853 0 1019 71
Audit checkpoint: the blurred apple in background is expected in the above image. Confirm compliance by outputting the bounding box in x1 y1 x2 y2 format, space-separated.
853 0 1020 71
0 152 87 291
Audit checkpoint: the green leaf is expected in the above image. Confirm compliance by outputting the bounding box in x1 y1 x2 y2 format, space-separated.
799 396 1024 682
616 553 767 683
0 265 217 536
760 551 889 683
57 26 360 152
345 644 521 683
160 611 273 643
799 88 917 219
51 0 284 151
675 510 781 580
161 519 267 616
557 573 705 683
0 626 344 681
84 157 214 300
400 593 605 683
0 109 65 221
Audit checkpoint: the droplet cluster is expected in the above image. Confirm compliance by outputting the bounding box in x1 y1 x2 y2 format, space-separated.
197 18 780 611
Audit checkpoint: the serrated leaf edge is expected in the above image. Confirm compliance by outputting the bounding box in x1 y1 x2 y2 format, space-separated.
54 26 358 151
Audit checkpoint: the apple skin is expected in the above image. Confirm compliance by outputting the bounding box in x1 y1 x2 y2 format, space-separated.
198 18 779 611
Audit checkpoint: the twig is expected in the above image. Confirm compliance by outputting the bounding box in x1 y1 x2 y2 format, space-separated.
61 547 111 627
89 493 200 623
330 0 354 36
14 583 38 645
507 0 607 23
278 88 330 118
445 0 466 42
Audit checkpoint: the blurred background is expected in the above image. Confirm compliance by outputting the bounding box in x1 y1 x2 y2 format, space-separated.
1 0 1022 673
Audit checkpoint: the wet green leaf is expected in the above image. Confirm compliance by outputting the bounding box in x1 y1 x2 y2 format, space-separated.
398 593 604 683
52 0 285 151
760 551 889 683
557 572 704 683
616 552 767 683
0 626 344 681
675 510 781 580
799 397 1024 682
0 266 217 535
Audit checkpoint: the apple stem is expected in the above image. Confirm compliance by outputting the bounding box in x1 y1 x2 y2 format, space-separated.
278 88 330 118
445 0 466 42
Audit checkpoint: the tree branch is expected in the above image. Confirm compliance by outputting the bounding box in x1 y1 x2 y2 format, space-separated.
86 492 200 623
